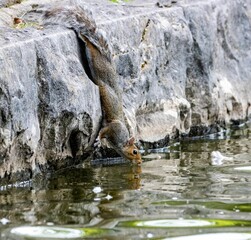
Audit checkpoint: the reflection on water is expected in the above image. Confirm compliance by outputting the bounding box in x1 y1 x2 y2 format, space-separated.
0 125 251 239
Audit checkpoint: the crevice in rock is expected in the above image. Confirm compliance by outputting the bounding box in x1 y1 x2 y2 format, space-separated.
69 129 84 158
77 36 94 81
35 48 51 146
0 87 11 127
141 19 151 43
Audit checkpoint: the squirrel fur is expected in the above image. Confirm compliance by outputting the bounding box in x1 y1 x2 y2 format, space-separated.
43 4 141 163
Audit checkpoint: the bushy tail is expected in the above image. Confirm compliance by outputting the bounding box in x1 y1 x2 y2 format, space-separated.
42 2 111 60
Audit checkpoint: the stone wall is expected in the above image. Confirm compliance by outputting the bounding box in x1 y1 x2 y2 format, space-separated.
0 0 250 180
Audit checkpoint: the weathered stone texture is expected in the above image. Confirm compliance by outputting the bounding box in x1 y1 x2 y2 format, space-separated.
0 26 101 178
98 0 251 141
0 0 250 179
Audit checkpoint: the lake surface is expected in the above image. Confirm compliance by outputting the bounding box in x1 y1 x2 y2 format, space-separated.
1 124 251 239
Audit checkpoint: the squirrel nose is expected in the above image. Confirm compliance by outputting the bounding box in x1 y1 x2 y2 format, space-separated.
137 158 142 165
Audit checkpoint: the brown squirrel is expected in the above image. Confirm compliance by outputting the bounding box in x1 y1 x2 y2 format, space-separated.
43 5 142 164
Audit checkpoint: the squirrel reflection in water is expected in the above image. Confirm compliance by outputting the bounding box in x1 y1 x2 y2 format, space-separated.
128 164 142 190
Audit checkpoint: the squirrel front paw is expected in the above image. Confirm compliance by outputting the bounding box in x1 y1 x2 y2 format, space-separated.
94 137 111 149
94 138 102 148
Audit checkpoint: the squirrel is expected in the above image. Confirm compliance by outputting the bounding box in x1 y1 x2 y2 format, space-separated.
43 4 142 164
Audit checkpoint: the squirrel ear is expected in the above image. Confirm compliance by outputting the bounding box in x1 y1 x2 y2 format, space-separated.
127 137 135 146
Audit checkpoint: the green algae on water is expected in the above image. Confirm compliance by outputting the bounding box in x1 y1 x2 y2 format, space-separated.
117 218 251 228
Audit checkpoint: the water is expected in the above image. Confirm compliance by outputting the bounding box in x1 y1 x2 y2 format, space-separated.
1 124 251 239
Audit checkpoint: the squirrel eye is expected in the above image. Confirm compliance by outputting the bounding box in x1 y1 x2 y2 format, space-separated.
133 149 138 155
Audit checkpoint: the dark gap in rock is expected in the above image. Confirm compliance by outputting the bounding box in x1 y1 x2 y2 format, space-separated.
77 37 93 81
69 129 83 158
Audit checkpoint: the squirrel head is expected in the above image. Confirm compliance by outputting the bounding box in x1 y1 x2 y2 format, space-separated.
122 137 142 164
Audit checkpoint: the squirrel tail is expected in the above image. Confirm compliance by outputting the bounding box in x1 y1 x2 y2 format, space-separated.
42 3 111 60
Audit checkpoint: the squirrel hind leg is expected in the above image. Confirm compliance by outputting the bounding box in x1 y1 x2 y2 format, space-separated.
99 126 112 148
99 126 108 139
100 137 111 149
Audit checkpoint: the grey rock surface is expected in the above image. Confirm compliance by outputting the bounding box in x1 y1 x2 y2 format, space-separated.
0 0 19 8
0 0 250 180
0 24 101 179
